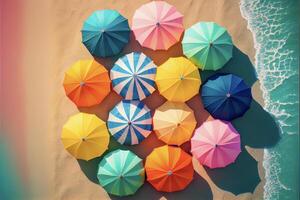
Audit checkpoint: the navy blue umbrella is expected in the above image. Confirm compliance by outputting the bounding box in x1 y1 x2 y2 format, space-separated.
201 74 252 121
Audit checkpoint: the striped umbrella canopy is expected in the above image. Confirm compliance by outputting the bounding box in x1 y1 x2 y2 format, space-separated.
81 10 130 58
97 149 145 196
182 22 233 71
110 52 157 100
191 120 241 168
201 74 252 121
132 1 184 50
107 100 152 145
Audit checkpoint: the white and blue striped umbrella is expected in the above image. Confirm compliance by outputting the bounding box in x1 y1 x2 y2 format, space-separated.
110 52 157 100
107 100 152 145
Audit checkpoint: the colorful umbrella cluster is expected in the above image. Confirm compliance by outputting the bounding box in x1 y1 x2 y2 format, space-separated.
60 1 255 197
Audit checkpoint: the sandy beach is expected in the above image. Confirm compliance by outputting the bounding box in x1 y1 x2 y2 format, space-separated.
20 0 272 199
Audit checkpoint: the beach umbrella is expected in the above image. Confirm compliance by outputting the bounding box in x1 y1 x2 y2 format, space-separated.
132 1 184 50
81 10 130 58
191 119 241 168
61 113 110 161
145 145 194 192
63 59 111 107
155 57 201 102
153 101 197 146
97 149 144 196
201 73 252 121
110 52 157 100
182 22 233 71
107 100 152 145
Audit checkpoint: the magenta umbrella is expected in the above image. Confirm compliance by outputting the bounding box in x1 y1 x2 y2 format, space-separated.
191 119 241 169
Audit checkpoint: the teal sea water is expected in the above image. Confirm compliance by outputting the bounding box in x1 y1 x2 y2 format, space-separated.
240 0 299 199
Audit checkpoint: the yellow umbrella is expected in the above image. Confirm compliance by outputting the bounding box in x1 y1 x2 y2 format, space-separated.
153 101 197 145
155 57 201 102
61 112 110 161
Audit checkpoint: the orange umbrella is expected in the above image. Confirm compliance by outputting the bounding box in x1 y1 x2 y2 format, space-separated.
145 145 194 192
63 60 111 107
153 101 197 146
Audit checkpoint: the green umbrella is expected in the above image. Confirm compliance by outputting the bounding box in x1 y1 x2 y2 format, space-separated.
97 149 144 196
182 22 233 71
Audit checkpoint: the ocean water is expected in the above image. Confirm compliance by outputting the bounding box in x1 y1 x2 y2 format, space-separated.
240 0 299 199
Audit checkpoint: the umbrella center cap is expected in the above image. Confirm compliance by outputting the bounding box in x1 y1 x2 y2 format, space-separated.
226 93 231 98
128 121 132 125
156 22 160 26
82 137 86 142
180 75 184 80
215 144 218 147
80 81 85 86
101 29 105 33
167 170 173 176
209 42 213 47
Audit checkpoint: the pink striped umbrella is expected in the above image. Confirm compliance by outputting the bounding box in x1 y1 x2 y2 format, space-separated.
132 1 184 50
191 119 241 169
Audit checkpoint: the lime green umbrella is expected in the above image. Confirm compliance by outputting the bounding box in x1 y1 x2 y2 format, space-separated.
182 22 233 71
97 149 144 196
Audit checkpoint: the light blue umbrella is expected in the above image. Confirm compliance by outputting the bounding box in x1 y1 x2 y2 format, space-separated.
110 52 157 100
81 10 130 58
107 100 152 145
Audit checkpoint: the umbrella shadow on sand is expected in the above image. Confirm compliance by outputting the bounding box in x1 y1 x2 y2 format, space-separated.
200 46 280 195
108 173 213 200
200 46 258 86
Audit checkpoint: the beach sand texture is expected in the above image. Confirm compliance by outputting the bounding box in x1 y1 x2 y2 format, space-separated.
21 0 280 199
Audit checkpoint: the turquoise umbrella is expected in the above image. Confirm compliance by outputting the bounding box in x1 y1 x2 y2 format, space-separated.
81 10 130 58
182 22 233 71
97 149 145 196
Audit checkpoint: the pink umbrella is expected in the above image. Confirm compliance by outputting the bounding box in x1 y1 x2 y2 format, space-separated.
191 119 241 169
132 1 184 50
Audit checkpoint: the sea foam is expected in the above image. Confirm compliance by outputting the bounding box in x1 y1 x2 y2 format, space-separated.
240 0 299 199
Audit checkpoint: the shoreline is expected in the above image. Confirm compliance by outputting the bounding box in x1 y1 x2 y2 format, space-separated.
240 0 299 199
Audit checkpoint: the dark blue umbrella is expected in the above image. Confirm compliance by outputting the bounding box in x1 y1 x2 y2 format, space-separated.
201 74 252 121
81 10 130 58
